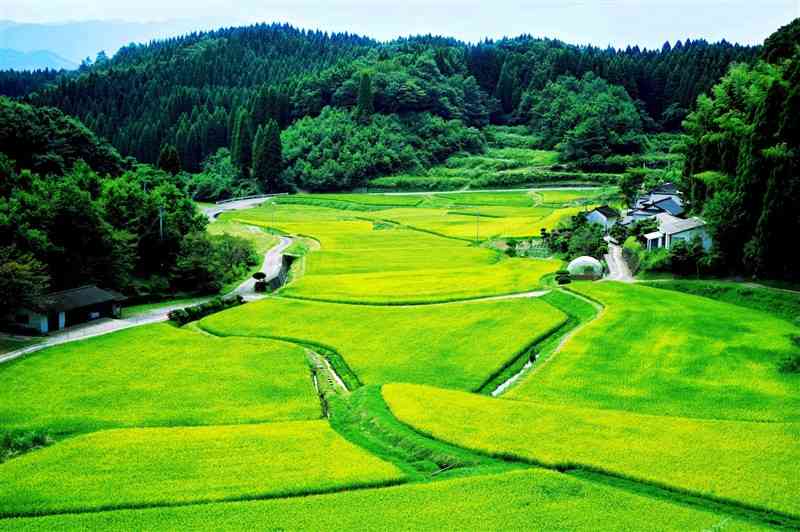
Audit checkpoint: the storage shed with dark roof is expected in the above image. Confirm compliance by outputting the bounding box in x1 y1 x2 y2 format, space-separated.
5 285 126 334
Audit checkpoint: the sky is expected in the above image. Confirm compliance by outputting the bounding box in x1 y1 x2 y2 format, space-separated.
1 0 798 49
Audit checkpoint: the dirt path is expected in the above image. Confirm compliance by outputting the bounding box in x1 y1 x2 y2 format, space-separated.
490 290 604 397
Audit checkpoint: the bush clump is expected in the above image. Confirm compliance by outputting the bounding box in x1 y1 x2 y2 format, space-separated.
1 430 52 462
168 296 245 326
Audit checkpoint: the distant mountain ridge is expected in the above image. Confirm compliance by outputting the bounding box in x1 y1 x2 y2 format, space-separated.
0 19 209 63
0 48 76 71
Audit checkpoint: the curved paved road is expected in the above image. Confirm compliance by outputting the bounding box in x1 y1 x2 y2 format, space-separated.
605 243 634 282
234 236 292 300
1 201 290 365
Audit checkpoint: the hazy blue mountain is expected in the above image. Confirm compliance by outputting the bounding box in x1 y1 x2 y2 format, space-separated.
0 19 211 63
0 48 76 70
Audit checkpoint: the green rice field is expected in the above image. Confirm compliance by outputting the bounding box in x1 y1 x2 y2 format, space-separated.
384 383 800 517
200 296 567 390
0 324 320 433
1 187 797 529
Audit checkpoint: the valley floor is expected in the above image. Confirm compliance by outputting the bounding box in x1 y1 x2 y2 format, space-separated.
1 189 797 530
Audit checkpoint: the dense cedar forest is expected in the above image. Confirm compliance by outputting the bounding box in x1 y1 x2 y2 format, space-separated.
1 18 798 304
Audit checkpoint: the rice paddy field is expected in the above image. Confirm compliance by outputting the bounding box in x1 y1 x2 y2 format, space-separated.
199 296 567 390
0 324 320 433
0 421 403 517
1 186 798 530
508 282 800 421
2 469 765 531
384 383 800 517
227 198 570 302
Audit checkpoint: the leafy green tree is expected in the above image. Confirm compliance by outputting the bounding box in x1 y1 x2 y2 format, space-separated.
157 144 181 175
172 231 222 294
0 248 50 309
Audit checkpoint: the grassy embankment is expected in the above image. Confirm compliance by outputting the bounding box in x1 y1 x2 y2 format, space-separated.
641 280 800 326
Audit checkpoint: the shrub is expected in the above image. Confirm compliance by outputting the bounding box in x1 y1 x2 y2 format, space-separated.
622 236 643 273
1 429 52 462
168 296 245 326
778 354 800 374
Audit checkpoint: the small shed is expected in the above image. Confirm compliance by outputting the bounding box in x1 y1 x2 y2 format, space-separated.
7 285 127 334
567 256 603 279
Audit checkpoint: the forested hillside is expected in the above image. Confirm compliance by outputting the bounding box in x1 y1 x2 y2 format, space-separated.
0 23 757 193
681 18 800 279
0 98 259 306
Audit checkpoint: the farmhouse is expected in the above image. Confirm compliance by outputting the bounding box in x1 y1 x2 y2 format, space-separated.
586 205 619 230
620 182 685 225
5 285 126 334
644 213 712 251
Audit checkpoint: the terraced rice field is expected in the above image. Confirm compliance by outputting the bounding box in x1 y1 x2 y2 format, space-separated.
228 201 565 302
0 324 320 433
0 421 403 517
1 189 797 530
508 282 800 421
384 383 800 517
200 296 566 390
3 469 765 531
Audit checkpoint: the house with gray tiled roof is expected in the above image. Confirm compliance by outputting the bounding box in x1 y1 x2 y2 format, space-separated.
644 213 711 251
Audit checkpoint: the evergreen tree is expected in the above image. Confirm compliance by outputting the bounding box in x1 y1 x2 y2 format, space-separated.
356 72 374 122
252 119 284 192
495 59 515 114
157 144 181 175
231 109 254 176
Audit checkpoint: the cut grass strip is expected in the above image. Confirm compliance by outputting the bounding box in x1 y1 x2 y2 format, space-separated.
0 421 404 518
383 383 800 520
328 385 515 480
641 280 800 326
1 468 767 531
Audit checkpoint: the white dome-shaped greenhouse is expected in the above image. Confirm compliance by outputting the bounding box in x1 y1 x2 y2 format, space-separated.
567 256 603 278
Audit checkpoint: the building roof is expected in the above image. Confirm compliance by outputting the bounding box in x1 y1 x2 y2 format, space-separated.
656 213 706 235
591 205 619 218
644 231 664 240
651 182 680 195
29 285 127 313
652 197 684 216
